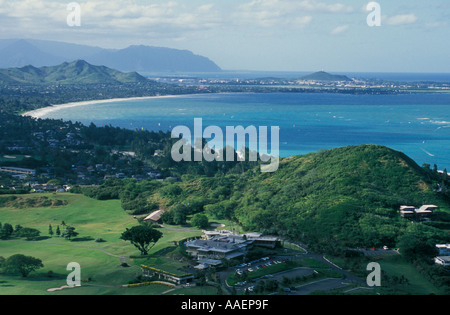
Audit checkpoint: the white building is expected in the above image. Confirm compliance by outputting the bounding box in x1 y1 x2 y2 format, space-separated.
436 244 450 256
434 256 450 267
186 230 279 264
400 204 438 219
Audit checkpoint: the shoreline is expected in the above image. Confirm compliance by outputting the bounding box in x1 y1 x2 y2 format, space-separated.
21 94 185 119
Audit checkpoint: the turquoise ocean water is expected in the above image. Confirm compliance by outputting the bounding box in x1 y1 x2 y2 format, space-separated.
40 92 450 170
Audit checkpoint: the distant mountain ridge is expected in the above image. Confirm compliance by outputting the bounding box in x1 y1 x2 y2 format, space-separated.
301 71 351 82
86 45 222 73
0 40 65 70
0 60 148 85
0 39 222 73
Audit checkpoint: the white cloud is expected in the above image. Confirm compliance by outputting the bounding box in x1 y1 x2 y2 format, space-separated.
233 0 351 29
290 16 314 29
424 21 447 29
0 0 222 42
0 0 357 44
330 25 349 35
385 14 418 26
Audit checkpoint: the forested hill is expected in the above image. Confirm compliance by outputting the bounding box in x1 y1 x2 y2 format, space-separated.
76 144 450 253
0 60 148 85
300 71 351 82
226 145 450 250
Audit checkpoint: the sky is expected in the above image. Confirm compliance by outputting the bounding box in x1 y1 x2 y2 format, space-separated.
0 0 449 73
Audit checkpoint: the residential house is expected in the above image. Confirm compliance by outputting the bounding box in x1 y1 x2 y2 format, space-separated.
400 204 438 219
434 256 450 267
436 244 450 256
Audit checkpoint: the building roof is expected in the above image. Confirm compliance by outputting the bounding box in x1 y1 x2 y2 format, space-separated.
418 205 438 211
198 259 223 266
143 210 164 222
435 256 450 263
188 238 250 254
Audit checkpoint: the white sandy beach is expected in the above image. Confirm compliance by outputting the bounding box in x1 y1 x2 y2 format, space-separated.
22 95 182 119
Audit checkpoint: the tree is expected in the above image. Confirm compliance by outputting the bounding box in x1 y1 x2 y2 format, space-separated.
160 211 175 225
56 225 61 236
14 225 23 233
190 213 209 229
0 223 14 240
49 224 54 237
171 204 188 225
14 227 41 240
61 226 79 240
120 225 163 255
397 233 438 262
3 254 43 277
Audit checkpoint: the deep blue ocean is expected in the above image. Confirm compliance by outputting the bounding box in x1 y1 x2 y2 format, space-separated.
39 91 450 170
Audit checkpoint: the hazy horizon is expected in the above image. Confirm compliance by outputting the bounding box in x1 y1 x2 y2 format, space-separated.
0 0 449 73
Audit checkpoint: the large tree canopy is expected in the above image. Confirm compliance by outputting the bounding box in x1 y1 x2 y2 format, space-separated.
3 254 43 277
120 225 163 255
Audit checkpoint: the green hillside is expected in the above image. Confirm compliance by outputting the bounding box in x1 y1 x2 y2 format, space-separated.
0 60 148 85
78 144 449 252
1 145 449 294
230 145 450 249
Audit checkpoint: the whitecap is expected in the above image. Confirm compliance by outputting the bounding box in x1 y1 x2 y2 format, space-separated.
421 148 435 157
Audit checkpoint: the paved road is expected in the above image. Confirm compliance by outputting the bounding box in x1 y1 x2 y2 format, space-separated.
290 278 354 295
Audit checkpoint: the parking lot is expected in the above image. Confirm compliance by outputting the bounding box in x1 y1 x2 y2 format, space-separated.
235 256 286 276
231 256 319 291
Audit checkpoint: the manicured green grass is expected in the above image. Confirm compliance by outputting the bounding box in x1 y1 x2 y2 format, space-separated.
0 193 202 295
299 258 330 269
328 254 445 295
134 254 191 277
377 255 444 295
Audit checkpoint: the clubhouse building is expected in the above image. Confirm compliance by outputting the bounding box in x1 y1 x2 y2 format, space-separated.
185 230 279 268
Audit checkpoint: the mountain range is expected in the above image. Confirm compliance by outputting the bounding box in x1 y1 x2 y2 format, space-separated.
0 60 148 85
0 39 222 73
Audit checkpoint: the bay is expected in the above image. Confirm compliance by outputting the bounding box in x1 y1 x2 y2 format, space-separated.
35 92 450 170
